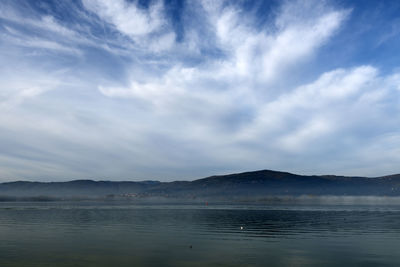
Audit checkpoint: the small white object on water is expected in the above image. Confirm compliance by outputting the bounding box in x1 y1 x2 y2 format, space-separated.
240 226 243 230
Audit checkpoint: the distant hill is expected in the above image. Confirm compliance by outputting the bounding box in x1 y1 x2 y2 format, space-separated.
1 170 400 201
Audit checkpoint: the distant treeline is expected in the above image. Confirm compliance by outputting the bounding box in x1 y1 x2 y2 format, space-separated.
1 170 400 201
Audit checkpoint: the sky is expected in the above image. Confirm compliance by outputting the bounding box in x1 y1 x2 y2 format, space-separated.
0 0 400 182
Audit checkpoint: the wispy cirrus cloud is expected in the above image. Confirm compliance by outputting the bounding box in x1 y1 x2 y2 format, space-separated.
82 0 176 52
0 0 400 181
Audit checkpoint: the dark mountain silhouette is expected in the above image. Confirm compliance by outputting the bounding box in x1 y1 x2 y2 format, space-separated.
1 170 400 201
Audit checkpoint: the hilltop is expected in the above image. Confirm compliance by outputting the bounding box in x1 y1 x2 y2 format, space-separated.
1 170 400 201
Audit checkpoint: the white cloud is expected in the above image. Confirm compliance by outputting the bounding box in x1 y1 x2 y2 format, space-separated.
91 0 399 177
0 67 62 109
82 0 175 51
1 34 82 55
1 0 400 180
0 2 138 57
83 0 164 36
278 118 332 152
190 0 350 85
97 0 351 143
99 0 349 98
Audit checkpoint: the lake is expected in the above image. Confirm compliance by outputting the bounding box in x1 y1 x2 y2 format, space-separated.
1 201 400 266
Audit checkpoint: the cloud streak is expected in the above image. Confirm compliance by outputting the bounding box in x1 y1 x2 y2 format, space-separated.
0 0 399 181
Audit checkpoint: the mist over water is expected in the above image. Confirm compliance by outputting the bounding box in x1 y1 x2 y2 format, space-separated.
1 202 400 266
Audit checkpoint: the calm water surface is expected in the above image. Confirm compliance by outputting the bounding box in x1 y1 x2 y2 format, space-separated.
1 202 400 266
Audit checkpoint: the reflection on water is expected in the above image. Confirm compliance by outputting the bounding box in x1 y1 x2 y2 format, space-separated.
1 202 400 266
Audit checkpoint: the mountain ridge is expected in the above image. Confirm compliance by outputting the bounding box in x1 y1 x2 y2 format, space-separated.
1 169 400 200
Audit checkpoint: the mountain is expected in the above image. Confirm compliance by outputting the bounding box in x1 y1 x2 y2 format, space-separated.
1 170 400 201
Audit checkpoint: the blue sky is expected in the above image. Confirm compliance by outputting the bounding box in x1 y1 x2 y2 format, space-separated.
0 0 400 181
